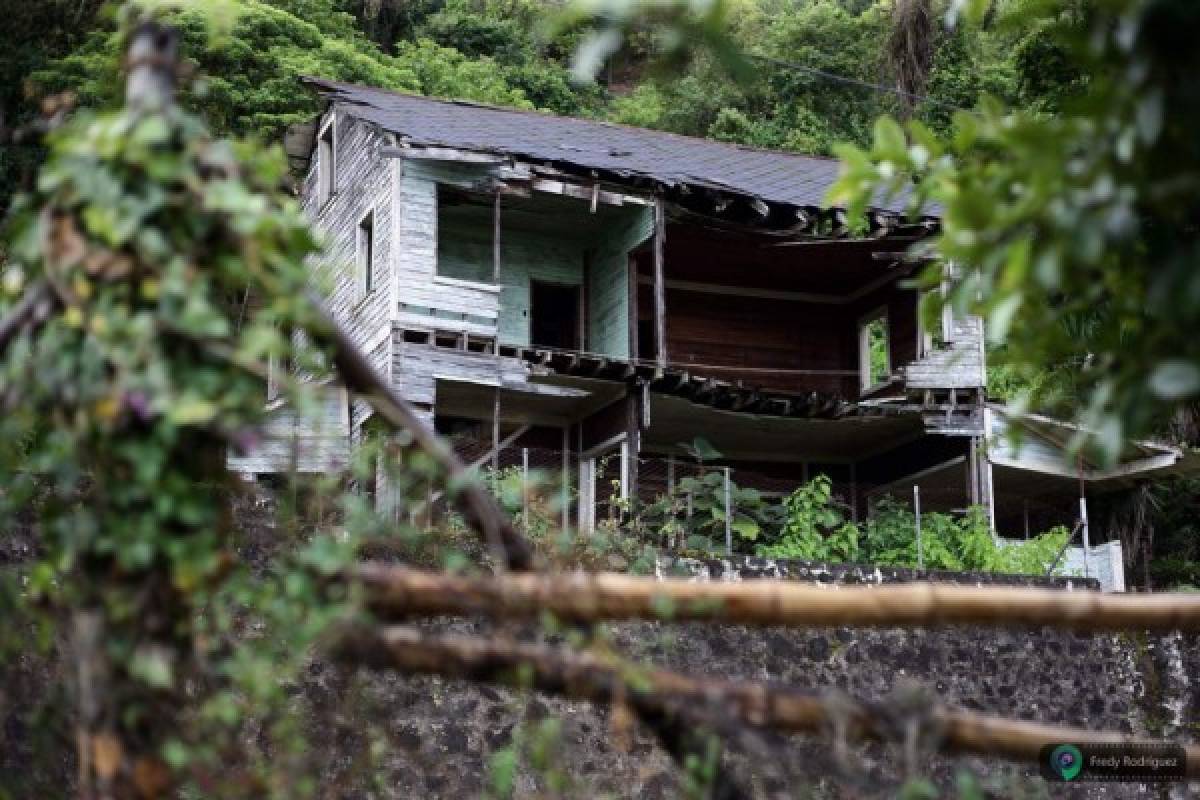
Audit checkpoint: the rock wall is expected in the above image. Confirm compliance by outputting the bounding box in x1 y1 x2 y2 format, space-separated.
5 540 1196 797
305 557 1197 798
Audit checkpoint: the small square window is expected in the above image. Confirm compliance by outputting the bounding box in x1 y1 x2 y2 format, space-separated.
356 209 375 297
317 120 335 206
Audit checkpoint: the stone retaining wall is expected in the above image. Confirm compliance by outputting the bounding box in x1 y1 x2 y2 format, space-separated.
303 557 1196 798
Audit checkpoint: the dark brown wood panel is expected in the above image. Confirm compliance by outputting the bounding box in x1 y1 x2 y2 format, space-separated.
581 393 630 451
659 223 921 296
662 289 857 395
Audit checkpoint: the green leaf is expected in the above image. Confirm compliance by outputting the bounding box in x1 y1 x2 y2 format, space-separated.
731 513 760 541
873 117 907 160
168 398 219 426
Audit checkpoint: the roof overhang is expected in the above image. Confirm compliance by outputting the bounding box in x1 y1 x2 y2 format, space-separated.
986 404 1189 488
297 76 942 235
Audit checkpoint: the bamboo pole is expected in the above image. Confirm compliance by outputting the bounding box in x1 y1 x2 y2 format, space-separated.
334 626 1200 777
354 565 1200 633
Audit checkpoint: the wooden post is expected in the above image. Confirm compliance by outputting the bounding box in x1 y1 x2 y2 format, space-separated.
580 250 590 350
625 392 639 501
849 462 858 523
491 388 500 477
653 198 667 368
724 467 733 556
914 485 923 570
628 255 639 362
667 455 676 493
967 438 979 506
1080 496 1091 580
492 192 501 283
1023 500 1030 540
561 427 570 533
521 447 529 534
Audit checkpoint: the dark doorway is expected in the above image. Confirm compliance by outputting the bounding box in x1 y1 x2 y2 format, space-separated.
531 281 581 350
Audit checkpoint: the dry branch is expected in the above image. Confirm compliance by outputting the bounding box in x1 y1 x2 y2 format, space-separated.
355 564 1200 632
334 625 1200 777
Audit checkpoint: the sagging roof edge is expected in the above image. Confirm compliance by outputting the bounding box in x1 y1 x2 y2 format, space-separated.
295 76 941 228
986 403 1195 483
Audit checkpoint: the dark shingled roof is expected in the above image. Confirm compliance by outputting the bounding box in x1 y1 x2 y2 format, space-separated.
303 77 902 212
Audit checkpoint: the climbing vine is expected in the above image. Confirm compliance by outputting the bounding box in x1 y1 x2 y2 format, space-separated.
0 15 363 796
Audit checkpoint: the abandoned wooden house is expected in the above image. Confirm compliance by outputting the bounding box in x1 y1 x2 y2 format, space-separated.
231 78 1191 589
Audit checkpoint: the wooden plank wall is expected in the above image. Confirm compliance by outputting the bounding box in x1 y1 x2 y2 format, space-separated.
852 282 920 378
302 112 396 359
659 289 859 395
905 313 986 389
437 212 587 347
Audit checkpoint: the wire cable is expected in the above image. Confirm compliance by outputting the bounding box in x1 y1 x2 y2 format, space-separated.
749 53 971 114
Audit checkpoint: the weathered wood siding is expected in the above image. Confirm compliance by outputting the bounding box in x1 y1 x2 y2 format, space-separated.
904 314 986 390
438 216 587 347
395 162 501 335
227 387 350 474
301 111 395 357
243 110 394 472
392 331 530 410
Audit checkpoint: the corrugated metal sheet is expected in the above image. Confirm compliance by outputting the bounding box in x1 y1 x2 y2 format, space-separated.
302 77 904 212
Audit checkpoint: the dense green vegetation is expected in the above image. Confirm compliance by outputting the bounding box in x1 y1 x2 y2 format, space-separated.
3 1 1060 202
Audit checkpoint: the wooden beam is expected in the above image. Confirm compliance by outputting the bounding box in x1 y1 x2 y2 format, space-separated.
653 197 667 368
492 191 501 283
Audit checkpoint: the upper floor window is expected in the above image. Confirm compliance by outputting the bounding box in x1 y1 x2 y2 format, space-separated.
357 209 375 298
317 118 335 206
859 309 891 391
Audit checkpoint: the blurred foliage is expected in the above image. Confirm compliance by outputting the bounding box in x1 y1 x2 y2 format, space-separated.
0 10 395 792
831 0 1200 463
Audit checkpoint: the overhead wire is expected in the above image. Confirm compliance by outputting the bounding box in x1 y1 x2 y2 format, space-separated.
748 53 973 115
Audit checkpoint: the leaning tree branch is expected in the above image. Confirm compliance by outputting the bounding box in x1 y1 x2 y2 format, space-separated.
354 564 1200 633
333 625 1200 777
299 296 759 790
304 291 534 572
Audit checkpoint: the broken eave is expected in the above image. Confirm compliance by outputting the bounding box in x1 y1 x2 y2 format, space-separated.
297 77 942 236
506 344 906 422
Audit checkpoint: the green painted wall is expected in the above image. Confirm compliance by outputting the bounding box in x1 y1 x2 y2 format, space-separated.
431 177 654 356
439 217 587 345
588 207 653 359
